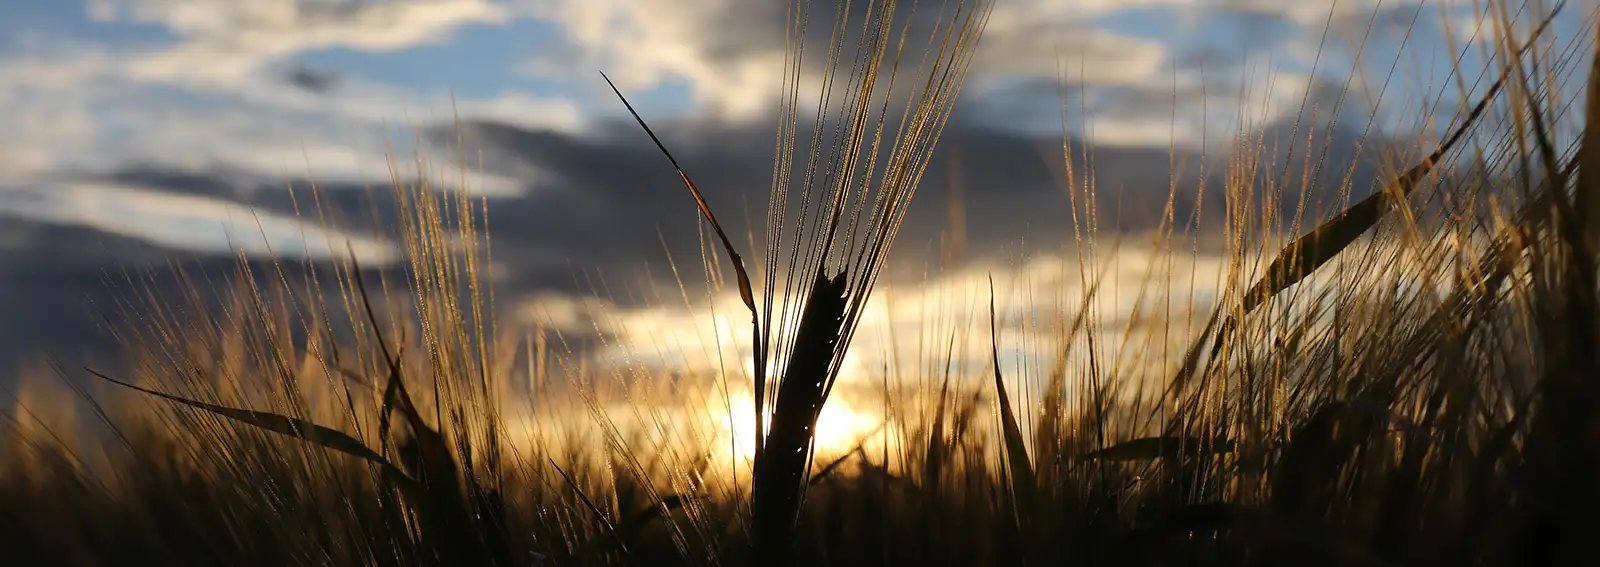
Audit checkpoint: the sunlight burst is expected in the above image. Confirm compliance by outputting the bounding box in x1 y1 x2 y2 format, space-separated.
708 391 880 465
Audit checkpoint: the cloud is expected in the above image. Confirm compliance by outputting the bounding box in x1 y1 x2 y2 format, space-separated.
516 0 789 120
283 64 342 94
512 0 1224 125
0 180 398 264
0 0 1496 191
0 215 381 382
81 0 584 132
93 0 512 87
420 85 1394 314
0 41 353 178
513 0 1490 150
0 42 116 177
13 89 1384 342
0 1 577 192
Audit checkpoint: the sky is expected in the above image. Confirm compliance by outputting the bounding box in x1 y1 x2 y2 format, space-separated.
0 0 1590 402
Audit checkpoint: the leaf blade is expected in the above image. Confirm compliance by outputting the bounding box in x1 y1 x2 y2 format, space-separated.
600 71 758 317
86 369 393 468
1081 436 1236 462
987 277 1036 502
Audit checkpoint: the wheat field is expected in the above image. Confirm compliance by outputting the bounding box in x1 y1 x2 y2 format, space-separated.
4 0 1600 566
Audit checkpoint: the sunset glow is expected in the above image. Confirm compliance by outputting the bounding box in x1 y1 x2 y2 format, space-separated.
707 390 884 466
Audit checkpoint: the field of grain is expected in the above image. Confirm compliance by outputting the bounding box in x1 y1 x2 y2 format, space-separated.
4 1 1600 566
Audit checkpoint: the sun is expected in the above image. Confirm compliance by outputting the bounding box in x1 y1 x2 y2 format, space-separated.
708 392 880 465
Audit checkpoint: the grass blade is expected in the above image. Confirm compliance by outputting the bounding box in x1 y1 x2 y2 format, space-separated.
600 71 758 318
601 69 772 464
1579 8 1600 252
988 277 1036 505
1081 436 1236 462
623 493 695 535
807 422 886 487
551 458 631 561
86 369 395 469
924 334 958 489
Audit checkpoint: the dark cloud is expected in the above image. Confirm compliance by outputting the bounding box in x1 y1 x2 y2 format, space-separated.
691 0 953 64
0 108 1397 394
98 165 404 232
295 0 373 20
283 65 342 95
0 202 416 391
431 83 1394 297
74 75 1399 304
0 217 235 383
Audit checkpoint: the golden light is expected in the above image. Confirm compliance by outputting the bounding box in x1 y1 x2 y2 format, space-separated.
709 391 881 465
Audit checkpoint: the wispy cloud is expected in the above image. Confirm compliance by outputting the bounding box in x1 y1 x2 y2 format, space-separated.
0 180 396 263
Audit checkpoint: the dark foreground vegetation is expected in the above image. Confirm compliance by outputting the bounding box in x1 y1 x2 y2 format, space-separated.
6 1 1600 565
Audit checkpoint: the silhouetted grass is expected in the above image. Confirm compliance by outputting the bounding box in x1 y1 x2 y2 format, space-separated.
4 0 1600 566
